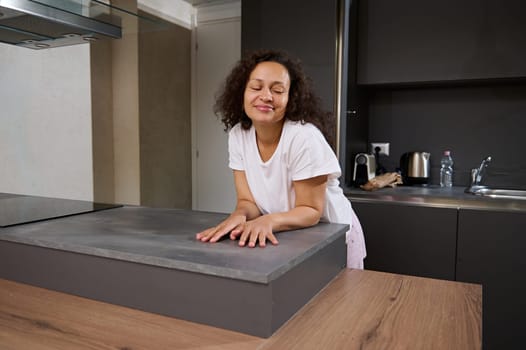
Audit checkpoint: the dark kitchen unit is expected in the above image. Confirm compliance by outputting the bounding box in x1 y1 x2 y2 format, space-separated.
242 0 525 348
345 0 526 190
345 1 526 348
348 187 526 350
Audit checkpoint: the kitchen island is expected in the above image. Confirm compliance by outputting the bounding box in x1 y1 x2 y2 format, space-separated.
0 268 482 349
0 205 347 337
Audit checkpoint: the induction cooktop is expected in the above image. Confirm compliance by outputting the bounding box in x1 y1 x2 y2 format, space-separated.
0 193 121 227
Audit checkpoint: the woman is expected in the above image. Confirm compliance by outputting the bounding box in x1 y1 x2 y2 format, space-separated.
196 50 366 269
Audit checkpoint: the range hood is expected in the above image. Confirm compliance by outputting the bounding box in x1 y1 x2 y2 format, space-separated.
0 0 122 49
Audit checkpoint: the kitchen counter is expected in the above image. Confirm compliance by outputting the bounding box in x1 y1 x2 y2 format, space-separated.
0 206 347 337
345 185 526 212
0 206 345 284
0 268 482 349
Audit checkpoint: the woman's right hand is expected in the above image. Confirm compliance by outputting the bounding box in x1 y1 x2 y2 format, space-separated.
195 214 247 243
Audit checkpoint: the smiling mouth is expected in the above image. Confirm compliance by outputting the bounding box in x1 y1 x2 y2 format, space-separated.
255 105 274 112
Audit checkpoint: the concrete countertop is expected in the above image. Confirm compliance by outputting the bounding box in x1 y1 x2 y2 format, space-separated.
345 185 526 213
0 206 348 284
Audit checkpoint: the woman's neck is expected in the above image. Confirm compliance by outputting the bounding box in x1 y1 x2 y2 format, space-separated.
254 120 285 162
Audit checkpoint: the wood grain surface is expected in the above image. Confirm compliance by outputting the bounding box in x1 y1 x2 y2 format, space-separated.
261 269 482 350
0 269 481 350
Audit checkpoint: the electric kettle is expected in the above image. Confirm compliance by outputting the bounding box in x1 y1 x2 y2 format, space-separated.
400 152 431 185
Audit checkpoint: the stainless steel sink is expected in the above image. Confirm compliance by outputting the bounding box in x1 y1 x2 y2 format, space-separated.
467 187 526 200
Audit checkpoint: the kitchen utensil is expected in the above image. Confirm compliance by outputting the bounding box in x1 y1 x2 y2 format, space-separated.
353 153 376 187
400 152 431 185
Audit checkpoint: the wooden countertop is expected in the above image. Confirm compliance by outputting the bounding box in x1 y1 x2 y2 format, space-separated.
0 269 481 349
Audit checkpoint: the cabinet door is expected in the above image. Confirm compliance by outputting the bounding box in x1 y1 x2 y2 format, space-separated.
357 0 526 84
352 201 457 280
457 209 526 350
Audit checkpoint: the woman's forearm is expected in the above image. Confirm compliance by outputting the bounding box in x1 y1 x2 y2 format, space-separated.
265 206 322 232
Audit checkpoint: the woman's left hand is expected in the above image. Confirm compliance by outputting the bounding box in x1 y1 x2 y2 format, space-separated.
232 215 279 248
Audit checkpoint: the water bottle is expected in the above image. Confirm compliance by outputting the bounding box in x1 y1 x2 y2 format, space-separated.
440 150 454 187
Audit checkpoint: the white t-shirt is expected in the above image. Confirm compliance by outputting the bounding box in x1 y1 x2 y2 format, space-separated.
228 120 366 267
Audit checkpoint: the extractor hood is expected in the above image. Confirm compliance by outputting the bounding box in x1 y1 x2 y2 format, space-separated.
0 0 122 49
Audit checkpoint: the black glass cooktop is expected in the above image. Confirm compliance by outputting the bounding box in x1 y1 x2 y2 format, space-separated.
0 193 121 227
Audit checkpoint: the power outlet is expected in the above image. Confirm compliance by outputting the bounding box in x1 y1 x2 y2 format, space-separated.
371 142 390 156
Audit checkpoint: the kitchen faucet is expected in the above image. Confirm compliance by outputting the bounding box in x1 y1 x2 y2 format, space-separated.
465 156 492 193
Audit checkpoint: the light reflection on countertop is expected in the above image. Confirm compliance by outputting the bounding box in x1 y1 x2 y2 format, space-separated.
344 185 526 213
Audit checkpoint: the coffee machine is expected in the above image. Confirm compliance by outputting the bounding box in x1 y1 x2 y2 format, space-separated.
353 153 376 187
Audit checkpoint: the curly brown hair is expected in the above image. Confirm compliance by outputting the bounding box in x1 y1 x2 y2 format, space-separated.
214 49 335 148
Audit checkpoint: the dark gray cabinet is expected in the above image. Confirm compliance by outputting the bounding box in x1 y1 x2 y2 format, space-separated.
457 209 526 350
357 0 526 85
352 201 457 280
354 198 526 349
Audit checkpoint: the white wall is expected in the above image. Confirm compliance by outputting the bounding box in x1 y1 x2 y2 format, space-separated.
0 43 93 201
0 0 240 205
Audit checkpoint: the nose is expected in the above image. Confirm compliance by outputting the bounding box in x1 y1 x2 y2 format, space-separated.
259 88 273 101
